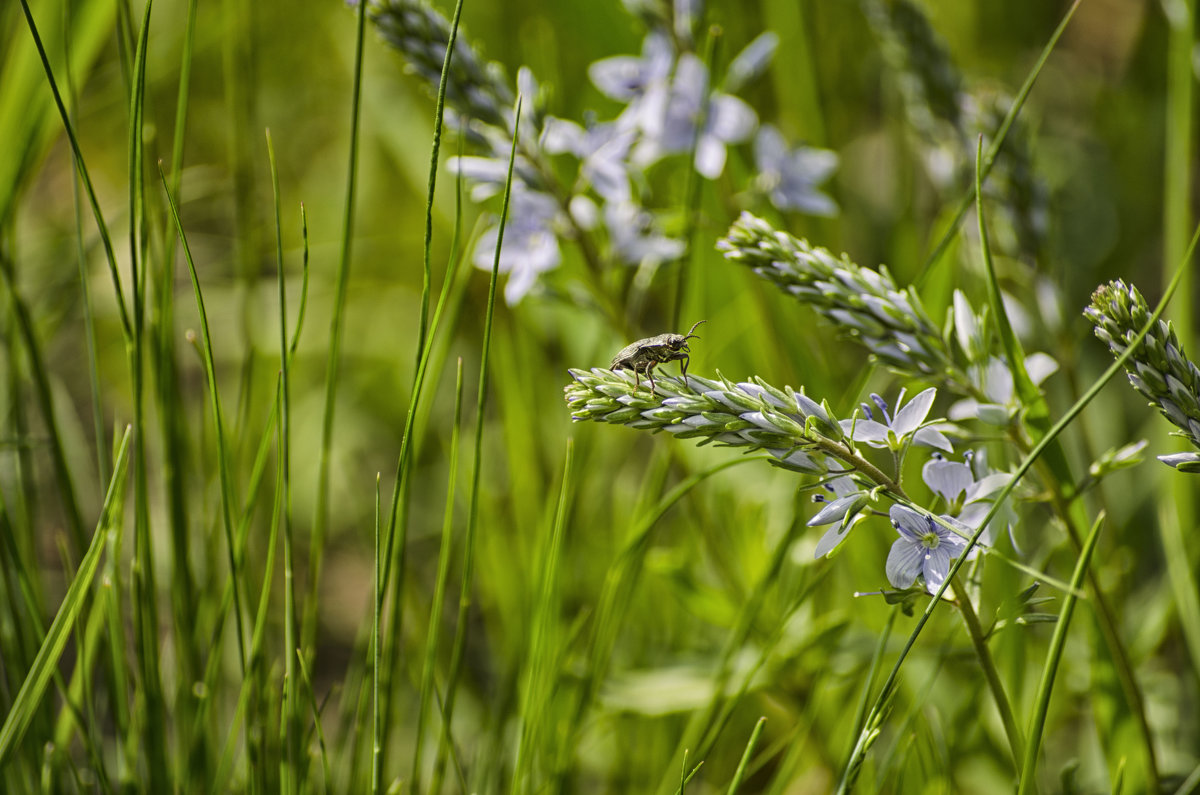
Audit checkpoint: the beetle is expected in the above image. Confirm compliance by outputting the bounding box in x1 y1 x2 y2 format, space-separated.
609 320 706 391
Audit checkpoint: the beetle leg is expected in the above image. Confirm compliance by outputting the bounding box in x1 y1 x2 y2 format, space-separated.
680 354 690 388
646 361 658 391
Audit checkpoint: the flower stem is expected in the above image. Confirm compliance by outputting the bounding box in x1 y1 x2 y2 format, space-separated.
950 577 1026 777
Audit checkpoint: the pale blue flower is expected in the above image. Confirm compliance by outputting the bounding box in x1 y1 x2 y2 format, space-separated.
1159 452 1200 472
922 451 1015 550
949 353 1058 426
753 125 838 216
886 505 968 594
471 189 562 304
809 476 870 558
632 53 757 178
543 117 636 203
588 31 674 103
605 202 686 266
725 32 778 92
841 388 952 452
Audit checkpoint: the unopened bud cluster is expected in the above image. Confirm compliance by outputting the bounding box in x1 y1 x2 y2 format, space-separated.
718 213 959 380
365 0 513 132
564 368 840 475
1086 280 1200 472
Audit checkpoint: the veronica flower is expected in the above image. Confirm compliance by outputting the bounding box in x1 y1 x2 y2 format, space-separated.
724 32 778 92
543 117 636 203
841 388 952 452
588 31 675 103
753 125 838 216
948 354 1058 426
886 504 968 594
604 202 686 266
922 451 1015 549
471 189 562 304
809 476 871 558
632 53 757 178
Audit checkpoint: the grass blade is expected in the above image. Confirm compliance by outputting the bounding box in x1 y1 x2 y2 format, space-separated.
0 426 131 768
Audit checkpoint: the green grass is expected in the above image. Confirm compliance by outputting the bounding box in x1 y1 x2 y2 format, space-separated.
2 0 1200 793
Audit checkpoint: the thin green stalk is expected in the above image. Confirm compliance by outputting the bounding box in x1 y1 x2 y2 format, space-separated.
380 0 468 602
17 0 132 340
837 608 897 778
159 164 249 674
1161 0 1200 696
510 440 573 794
429 95 523 795
295 649 332 795
371 474 382 795
376 1 469 767
839 220 1200 789
914 0 1082 288
211 383 285 794
305 0 368 655
412 359 466 794
0 255 87 554
0 427 131 767
157 1 201 776
1018 513 1106 795
726 717 767 795
267 129 302 795
127 5 169 789
416 0 465 365
61 0 107 490
949 577 1024 776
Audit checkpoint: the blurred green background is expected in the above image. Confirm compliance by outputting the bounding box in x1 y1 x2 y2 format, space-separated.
2 0 1198 792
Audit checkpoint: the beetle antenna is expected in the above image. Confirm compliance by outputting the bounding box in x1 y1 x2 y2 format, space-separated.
683 319 707 339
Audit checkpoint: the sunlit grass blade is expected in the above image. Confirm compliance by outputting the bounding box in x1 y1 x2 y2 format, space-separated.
430 94 523 795
412 358 465 792
158 163 248 674
0 426 131 767
211 381 286 793
973 136 1039 413
1018 512 1105 795
267 127 303 795
725 717 767 794
372 473 382 795
306 0 369 656
510 439 573 793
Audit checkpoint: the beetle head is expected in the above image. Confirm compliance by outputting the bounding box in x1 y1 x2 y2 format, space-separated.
664 320 706 352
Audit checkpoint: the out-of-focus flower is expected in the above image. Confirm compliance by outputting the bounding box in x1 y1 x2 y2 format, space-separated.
604 202 686 266
753 125 838 216
724 32 778 93
543 118 636 203
589 31 675 103
632 53 757 178
471 189 562 304
948 354 1058 426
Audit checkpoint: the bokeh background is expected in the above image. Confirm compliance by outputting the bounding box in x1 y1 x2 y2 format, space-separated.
2 0 1198 792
